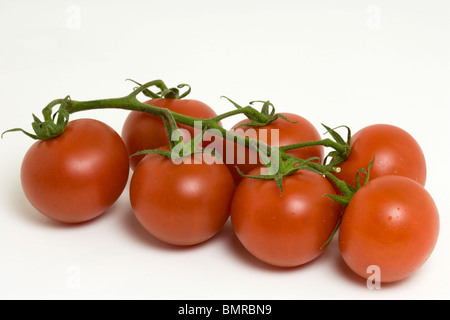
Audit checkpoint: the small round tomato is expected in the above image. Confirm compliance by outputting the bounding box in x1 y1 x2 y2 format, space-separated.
121 99 219 170
129 152 235 246
333 124 427 188
21 119 130 223
339 175 439 283
230 168 341 267
224 113 324 184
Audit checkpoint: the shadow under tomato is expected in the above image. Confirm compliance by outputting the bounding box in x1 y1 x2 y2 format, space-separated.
121 207 225 252
9 182 71 228
223 222 333 273
331 239 415 289
10 180 122 229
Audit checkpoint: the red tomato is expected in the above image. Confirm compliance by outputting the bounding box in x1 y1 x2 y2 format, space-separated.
224 113 324 184
230 168 341 267
333 124 427 188
129 152 235 246
339 175 439 282
121 99 219 170
21 119 130 223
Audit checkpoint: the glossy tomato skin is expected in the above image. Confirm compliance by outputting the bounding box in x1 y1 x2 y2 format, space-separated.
121 99 218 170
333 124 427 189
224 113 323 184
230 168 341 267
21 119 130 223
129 152 235 246
339 175 439 282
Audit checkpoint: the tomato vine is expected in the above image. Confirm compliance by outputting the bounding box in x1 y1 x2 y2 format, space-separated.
3 79 360 203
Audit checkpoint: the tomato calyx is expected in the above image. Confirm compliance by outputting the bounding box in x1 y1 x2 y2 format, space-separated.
4 78 376 201
130 108 219 162
127 79 191 100
319 156 376 249
324 156 375 205
2 96 70 140
321 124 352 166
221 97 296 128
236 152 322 195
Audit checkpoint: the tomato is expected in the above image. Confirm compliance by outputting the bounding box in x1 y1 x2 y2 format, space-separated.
21 119 130 223
339 175 439 283
230 168 341 267
129 152 235 246
121 99 219 170
333 124 427 189
224 113 324 184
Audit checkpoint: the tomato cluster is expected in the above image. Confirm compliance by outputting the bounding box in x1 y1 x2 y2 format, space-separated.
15 83 439 285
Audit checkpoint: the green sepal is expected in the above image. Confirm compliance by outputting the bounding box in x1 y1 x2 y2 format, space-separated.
320 213 344 250
161 84 191 99
171 126 209 160
235 155 323 196
273 173 284 196
322 124 351 146
324 193 351 207
221 96 266 125
275 113 297 124
2 96 70 141
127 79 191 100
130 149 172 159
323 150 345 167
354 155 376 190
222 97 296 128
235 167 271 179
319 158 374 249
321 124 352 165
133 122 218 163
200 148 223 162
1 127 38 140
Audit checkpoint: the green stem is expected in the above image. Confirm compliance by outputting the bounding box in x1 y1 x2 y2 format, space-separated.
210 106 265 124
68 96 201 128
279 138 348 155
67 96 275 156
22 85 354 199
307 162 354 198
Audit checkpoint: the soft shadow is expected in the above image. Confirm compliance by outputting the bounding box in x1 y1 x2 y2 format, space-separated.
9 180 122 229
121 207 221 252
332 242 415 289
9 182 70 228
335 253 368 286
223 220 331 273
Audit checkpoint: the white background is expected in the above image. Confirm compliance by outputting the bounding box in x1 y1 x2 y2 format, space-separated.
1 0 449 300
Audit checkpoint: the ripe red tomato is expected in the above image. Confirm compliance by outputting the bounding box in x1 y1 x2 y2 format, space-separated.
224 113 324 184
129 152 235 246
333 124 427 188
230 168 341 267
339 175 439 283
21 119 130 223
121 99 219 170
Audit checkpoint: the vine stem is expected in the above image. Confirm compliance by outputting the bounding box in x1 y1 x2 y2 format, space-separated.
67 95 278 163
67 95 353 195
16 79 354 200
279 138 348 156
66 91 279 155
